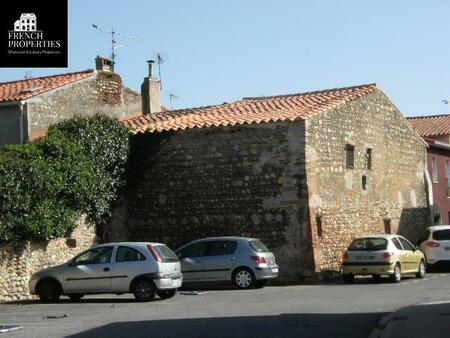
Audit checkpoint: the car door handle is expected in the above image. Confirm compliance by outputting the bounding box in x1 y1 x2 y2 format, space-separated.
103 267 110 272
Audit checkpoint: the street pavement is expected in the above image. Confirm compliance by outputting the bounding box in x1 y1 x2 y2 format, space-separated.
1 271 450 338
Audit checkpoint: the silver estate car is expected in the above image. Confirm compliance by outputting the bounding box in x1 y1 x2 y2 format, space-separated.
29 242 182 302
175 237 278 289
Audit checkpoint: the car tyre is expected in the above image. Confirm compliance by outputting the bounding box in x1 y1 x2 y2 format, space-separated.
68 294 84 301
132 279 155 302
342 274 354 284
416 260 426 279
156 289 177 299
390 264 402 283
37 280 61 303
233 268 256 289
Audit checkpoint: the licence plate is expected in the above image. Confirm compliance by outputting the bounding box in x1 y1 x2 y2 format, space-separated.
355 256 374 260
272 268 278 273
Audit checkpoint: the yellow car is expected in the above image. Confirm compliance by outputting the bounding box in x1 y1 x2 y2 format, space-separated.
341 234 426 283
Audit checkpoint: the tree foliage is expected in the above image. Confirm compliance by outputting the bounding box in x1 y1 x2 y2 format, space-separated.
0 114 130 241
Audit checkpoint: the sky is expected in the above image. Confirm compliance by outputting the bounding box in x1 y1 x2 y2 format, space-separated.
2 0 450 117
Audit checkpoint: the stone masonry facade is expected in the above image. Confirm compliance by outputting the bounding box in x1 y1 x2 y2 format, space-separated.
305 90 429 275
26 71 140 140
116 122 314 282
0 216 98 301
113 86 430 282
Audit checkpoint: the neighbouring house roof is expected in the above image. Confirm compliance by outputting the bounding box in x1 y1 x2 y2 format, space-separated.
0 70 95 102
124 83 377 134
407 114 450 138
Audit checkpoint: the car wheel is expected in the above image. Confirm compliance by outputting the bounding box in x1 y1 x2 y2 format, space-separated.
156 289 177 299
68 294 84 301
416 260 426 279
342 274 354 284
390 264 402 283
233 268 256 289
37 280 61 303
132 279 155 301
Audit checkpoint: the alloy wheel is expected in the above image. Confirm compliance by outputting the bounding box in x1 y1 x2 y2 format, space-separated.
234 270 254 289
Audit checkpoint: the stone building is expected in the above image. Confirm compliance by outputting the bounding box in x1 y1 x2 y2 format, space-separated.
113 83 430 282
0 56 143 147
408 114 450 224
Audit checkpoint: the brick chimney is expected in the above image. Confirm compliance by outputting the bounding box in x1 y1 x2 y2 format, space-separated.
95 55 114 72
141 60 161 114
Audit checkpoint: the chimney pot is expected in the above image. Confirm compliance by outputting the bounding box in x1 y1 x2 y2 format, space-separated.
142 60 161 114
95 55 114 72
147 59 155 77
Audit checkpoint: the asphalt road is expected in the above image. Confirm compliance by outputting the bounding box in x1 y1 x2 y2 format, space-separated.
1 270 450 338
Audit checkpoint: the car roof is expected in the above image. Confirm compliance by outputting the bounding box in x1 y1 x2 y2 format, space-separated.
353 234 397 240
426 225 450 231
92 242 165 247
187 236 256 242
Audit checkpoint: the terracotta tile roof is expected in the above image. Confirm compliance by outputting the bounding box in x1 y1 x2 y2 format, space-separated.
0 70 95 102
407 114 450 137
124 83 377 134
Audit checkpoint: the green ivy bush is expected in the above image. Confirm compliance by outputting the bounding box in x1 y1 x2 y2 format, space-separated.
0 114 130 241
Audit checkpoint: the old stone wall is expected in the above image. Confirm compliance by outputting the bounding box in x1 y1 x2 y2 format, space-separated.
26 71 141 139
0 216 98 301
119 122 314 282
305 89 429 275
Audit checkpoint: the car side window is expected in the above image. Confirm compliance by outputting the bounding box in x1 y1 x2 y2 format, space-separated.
391 238 403 250
207 241 238 256
116 247 146 262
179 242 208 259
398 237 414 251
73 247 113 265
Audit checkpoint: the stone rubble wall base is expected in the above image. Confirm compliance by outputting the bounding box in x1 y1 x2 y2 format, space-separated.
0 216 98 301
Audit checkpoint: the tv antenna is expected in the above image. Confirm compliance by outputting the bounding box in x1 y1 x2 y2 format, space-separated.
169 92 178 110
91 24 143 67
24 71 33 79
156 52 165 90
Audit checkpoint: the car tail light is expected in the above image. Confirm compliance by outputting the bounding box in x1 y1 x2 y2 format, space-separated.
383 252 394 260
343 252 349 260
251 255 266 264
426 241 440 248
147 244 161 262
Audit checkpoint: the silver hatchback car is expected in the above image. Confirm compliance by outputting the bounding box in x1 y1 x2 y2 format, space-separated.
29 242 182 302
175 237 278 288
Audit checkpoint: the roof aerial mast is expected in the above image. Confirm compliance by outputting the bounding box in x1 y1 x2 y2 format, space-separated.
91 24 143 68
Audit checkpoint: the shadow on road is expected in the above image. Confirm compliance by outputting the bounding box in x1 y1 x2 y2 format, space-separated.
64 312 386 338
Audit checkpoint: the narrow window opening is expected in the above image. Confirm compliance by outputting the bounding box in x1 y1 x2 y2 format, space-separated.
345 144 355 169
366 148 372 170
384 219 391 234
362 175 367 190
316 215 323 238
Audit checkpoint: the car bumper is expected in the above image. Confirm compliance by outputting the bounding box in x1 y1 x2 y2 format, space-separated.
153 273 183 290
341 262 396 275
254 265 279 280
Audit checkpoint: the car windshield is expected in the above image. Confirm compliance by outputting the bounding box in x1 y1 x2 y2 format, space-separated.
153 245 179 262
249 239 270 252
432 230 450 241
348 238 388 251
